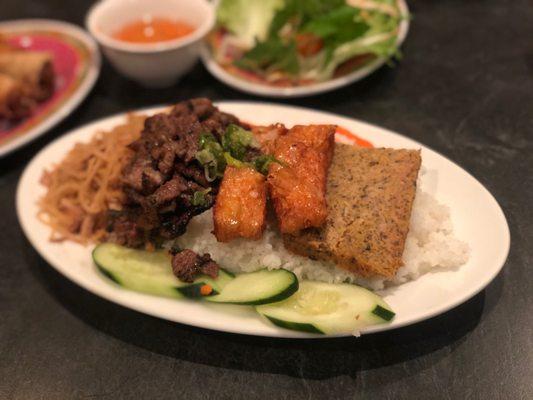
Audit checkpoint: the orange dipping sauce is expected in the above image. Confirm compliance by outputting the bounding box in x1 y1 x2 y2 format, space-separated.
113 17 195 43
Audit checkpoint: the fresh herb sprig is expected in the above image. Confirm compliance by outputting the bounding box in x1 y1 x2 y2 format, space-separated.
195 124 282 180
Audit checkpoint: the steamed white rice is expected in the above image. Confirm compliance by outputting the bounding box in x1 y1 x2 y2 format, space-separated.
173 189 469 291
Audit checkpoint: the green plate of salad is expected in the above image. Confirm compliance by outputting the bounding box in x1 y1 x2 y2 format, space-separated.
202 0 409 97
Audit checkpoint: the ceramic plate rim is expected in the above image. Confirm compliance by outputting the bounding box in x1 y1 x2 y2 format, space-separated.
16 101 510 338
201 0 409 98
0 19 101 157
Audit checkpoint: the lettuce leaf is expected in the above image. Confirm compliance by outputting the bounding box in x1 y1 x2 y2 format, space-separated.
303 5 366 42
235 38 299 75
317 32 399 80
217 0 285 48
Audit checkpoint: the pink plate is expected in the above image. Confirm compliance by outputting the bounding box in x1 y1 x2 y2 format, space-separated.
0 19 100 156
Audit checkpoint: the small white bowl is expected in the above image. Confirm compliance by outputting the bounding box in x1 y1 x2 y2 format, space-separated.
86 0 214 88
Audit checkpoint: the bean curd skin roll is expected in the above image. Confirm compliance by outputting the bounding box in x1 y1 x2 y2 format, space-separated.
267 124 336 234
0 73 32 119
0 51 55 102
213 166 268 242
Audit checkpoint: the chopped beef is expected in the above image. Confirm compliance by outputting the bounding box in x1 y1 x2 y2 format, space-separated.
107 213 144 248
156 143 176 175
111 98 242 247
175 162 210 187
141 168 164 194
171 249 220 282
159 209 197 238
200 258 220 279
122 157 151 192
149 175 188 206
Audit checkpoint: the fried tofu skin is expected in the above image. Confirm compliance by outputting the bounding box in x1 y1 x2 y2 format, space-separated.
267 125 336 234
251 124 287 154
284 144 422 278
213 166 267 242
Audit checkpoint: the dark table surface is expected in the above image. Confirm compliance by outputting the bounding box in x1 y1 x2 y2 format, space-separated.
1 1 532 399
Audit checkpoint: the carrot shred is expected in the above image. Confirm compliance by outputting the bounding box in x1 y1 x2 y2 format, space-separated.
336 126 373 148
200 284 213 296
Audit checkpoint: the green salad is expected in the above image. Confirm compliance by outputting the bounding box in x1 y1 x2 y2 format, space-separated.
211 0 406 86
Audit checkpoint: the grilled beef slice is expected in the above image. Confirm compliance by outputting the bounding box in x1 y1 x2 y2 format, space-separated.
110 98 242 247
171 249 219 283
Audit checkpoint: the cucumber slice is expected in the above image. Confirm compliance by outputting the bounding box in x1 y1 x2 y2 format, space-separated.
93 243 233 298
256 281 395 335
205 269 298 305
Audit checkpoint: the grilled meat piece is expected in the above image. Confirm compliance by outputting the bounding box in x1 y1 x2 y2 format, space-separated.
267 124 335 234
113 98 242 247
149 175 188 206
284 144 422 278
106 212 144 248
213 166 267 242
171 249 219 283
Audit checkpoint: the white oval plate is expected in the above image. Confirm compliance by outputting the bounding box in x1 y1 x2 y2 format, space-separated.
17 102 510 338
201 1 409 98
0 19 100 157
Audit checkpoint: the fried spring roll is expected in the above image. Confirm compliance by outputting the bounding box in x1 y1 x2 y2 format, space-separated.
213 166 267 242
0 51 54 101
268 125 336 234
0 73 32 119
0 40 14 53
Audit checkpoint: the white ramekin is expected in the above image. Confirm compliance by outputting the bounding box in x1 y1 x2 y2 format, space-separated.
86 0 214 87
